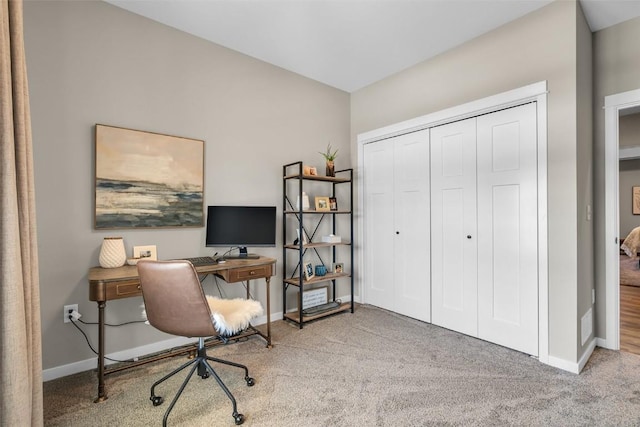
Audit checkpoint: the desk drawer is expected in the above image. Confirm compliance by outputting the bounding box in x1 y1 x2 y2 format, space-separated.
227 265 272 283
105 280 142 300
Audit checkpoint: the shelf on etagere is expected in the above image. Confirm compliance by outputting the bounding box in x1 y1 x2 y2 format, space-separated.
284 209 351 215
283 174 350 183
283 241 351 250
284 272 350 287
283 302 352 323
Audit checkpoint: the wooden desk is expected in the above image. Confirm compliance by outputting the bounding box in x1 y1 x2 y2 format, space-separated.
88 256 276 402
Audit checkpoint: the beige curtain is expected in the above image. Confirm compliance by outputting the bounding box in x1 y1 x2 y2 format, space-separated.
0 0 43 425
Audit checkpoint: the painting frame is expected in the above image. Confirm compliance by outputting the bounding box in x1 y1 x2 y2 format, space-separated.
315 196 331 212
634 186 640 215
133 245 157 261
303 261 315 281
94 124 204 229
329 197 338 211
333 262 344 274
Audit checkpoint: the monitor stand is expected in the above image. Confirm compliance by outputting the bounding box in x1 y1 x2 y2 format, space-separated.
223 246 260 260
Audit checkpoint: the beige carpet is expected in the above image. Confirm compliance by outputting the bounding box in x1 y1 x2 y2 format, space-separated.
620 254 640 287
44 305 640 426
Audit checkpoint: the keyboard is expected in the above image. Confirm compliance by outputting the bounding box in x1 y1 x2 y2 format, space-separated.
180 256 217 266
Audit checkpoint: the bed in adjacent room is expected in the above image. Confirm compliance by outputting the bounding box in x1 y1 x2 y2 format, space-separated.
621 226 640 287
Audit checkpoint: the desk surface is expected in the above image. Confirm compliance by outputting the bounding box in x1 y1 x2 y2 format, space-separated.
88 256 277 284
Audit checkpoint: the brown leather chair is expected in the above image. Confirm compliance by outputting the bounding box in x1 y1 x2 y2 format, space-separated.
137 260 259 426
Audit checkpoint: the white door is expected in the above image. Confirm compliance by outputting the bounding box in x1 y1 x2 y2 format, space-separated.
394 131 431 322
363 130 430 321
476 103 538 356
363 138 395 312
430 118 478 336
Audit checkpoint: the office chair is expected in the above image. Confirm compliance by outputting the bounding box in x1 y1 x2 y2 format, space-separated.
137 260 263 426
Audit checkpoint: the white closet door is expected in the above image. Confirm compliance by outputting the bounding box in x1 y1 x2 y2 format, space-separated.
430 118 478 336
363 139 395 311
476 103 538 356
394 130 431 322
363 130 430 320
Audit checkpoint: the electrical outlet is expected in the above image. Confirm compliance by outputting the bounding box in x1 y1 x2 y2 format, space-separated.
64 304 78 323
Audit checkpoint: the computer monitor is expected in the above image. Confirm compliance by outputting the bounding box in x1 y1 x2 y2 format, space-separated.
205 205 276 259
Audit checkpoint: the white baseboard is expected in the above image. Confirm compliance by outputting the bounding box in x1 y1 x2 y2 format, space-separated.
42 335 194 382
546 355 580 374
545 337 596 374
43 312 282 382
595 337 608 349
577 338 597 373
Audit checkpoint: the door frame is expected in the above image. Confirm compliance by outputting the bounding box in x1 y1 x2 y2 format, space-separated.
357 81 549 363
603 88 640 350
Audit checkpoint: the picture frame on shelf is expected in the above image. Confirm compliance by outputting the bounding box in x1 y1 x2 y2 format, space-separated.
329 197 338 211
133 245 157 260
303 261 315 281
315 196 331 211
333 262 344 274
303 165 318 176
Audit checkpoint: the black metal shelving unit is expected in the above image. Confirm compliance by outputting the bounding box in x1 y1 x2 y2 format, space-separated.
281 161 354 328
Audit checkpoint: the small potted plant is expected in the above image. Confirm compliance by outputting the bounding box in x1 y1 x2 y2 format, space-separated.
319 144 338 177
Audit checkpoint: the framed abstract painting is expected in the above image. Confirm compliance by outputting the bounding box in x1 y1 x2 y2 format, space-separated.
94 124 204 229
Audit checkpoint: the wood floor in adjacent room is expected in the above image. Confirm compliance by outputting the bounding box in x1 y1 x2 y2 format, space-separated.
620 284 640 355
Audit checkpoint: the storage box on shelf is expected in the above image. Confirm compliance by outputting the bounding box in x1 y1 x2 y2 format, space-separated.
281 161 354 327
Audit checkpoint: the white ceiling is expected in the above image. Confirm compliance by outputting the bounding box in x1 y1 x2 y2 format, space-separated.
105 0 640 93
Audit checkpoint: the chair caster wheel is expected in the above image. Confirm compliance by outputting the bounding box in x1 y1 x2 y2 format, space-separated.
201 372 210 379
233 413 245 425
150 395 164 406
245 377 255 387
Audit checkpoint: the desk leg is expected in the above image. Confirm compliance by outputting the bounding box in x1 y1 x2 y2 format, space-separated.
265 277 272 348
94 301 108 402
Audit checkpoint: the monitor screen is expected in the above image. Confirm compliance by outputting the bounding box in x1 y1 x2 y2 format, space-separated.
205 206 276 257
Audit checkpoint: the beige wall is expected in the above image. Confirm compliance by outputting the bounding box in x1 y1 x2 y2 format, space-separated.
593 16 640 339
352 1 581 362
576 1 594 357
24 1 350 371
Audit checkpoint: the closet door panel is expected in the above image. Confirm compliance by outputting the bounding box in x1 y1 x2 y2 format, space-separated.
394 131 431 322
441 189 465 309
476 102 538 356
363 139 395 312
431 118 478 336
489 185 521 322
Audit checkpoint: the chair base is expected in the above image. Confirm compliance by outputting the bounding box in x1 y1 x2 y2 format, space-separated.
149 338 254 426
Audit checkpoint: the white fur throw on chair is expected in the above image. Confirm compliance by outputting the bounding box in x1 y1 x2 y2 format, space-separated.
206 296 263 336
141 296 263 336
